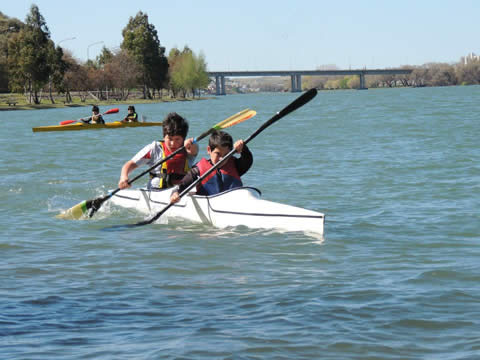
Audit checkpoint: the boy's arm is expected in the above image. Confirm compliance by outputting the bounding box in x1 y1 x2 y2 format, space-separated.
235 144 253 176
118 160 138 189
170 166 200 203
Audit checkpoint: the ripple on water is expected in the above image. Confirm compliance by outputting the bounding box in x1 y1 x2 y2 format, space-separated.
1 88 480 359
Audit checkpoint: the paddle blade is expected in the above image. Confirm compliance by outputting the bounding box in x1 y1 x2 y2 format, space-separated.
60 120 76 125
278 88 317 119
214 109 256 130
213 109 252 130
57 194 110 220
56 200 90 220
194 109 256 143
104 108 119 115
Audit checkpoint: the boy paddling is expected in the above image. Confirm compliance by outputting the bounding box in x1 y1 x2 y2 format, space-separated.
170 130 252 203
118 112 198 190
122 105 138 122
81 105 105 124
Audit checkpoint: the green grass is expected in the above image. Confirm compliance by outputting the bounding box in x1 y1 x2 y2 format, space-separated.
0 93 209 111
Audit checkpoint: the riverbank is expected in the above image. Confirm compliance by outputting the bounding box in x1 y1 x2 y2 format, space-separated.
0 94 209 111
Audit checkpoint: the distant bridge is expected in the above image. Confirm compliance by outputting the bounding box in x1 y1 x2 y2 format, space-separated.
207 69 413 95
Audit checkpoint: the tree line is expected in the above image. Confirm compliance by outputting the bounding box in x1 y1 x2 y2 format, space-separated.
304 59 480 90
0 5 209 104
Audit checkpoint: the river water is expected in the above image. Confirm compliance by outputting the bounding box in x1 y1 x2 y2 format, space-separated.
1 86 479 359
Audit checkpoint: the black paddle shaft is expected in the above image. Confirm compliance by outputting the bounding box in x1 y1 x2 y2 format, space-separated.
130 88 318 227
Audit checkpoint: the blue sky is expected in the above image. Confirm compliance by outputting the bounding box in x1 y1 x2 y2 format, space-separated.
3 0 478 71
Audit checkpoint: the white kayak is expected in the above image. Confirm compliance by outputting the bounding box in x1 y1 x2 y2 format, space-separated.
110 186 325 235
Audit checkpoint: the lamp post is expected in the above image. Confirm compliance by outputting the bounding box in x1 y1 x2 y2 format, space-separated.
87 41 104 61
58 37 76 47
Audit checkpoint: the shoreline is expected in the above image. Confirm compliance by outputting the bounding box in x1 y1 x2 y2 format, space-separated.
0 96 211 111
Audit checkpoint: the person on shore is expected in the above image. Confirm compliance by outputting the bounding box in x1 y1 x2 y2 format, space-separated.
170 130 252 203
118 112 198 190
122 105 138 122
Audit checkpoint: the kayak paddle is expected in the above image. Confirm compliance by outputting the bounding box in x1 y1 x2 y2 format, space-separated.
59 108 119 125
56 108 257 220
110 88 318 229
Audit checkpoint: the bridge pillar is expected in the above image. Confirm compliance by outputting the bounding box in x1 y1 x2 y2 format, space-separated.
215 76 221 95
214 75 227 95
221 76 226 95
296 75 302 92
290 75 302 92
359 73 367 90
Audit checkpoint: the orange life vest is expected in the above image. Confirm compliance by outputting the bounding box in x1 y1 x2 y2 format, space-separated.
153 141 191 189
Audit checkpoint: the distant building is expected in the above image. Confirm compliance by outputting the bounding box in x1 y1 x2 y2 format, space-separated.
464 52 480 64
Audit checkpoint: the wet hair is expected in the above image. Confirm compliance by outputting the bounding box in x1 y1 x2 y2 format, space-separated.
162 112 189 138
92 105 99 112
128 105 135 111
208 130 233 151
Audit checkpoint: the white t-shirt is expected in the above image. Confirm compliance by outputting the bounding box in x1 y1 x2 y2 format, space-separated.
131 141 197 188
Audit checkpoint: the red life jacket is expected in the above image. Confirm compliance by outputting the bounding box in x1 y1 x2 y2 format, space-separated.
155 141 190 188
195 157 242 195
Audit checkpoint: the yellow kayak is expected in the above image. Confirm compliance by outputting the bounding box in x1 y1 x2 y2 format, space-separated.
32 121 163 133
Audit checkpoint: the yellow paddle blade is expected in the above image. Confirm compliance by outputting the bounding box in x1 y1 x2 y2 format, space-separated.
215 108 250 127
56 200 88 220
213 109 256 130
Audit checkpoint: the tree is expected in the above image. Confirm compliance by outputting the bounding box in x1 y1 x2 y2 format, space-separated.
347 76 360 89
121 11 168 99
189 51 209 97
104 50 141 100
47 44 67 103
456 61 480 85
339 76 349 89
425 63 456 86
409 66 428 87
7 5 54 103
149 46 169 98
0 12 23 92
97 46 113 67
303 76 326 90
96 47 115 100
168 46 209 97
379 73 396 87
62 51 89 102
168 48 182 97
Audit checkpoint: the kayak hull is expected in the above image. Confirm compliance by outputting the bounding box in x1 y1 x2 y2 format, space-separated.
110 187 325 234
32 121 163 132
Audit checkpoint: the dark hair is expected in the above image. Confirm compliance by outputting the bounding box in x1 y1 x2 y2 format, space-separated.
162 112 189 138
128 105 135 111
92 105 99 112
208 130 233 151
